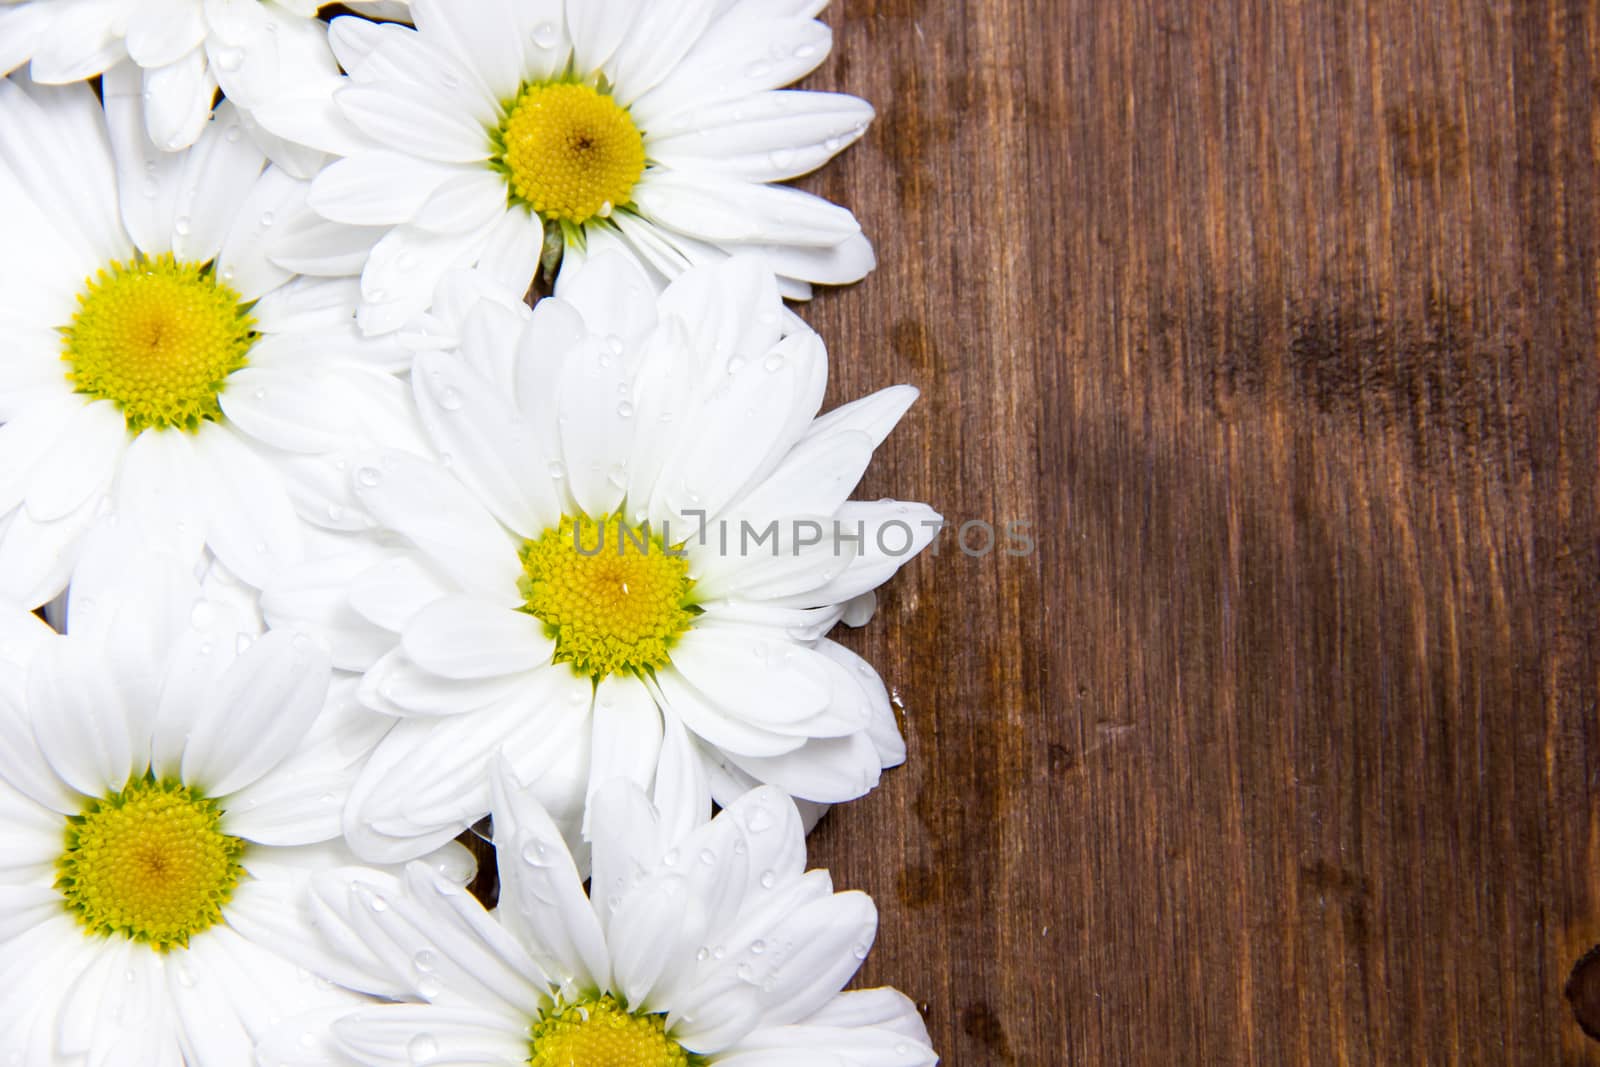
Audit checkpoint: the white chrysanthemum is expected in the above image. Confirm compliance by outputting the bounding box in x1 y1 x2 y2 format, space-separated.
288 0 876 333
259 769 938 1067
262 254 938 862
0 0 407 165
0 536 474 1064
0 71 427 607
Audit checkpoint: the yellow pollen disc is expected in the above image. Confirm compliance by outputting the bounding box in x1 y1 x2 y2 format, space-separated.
496 81 646 225
62 253 256 433
528 995 691 1067
56 774 245 951
518 514 698 681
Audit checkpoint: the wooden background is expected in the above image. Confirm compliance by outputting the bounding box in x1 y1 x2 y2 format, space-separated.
786 0 1600 1063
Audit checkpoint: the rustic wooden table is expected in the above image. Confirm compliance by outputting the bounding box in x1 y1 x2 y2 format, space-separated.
789 1 1600 1063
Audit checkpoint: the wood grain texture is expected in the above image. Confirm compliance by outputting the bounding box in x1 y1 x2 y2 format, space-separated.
783 0 1600 1063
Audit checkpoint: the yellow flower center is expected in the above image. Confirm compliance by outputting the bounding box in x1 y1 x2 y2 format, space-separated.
62 253 256 433
495 81 646 225
56 774 245 951
518 514 698 681
528 995 691 1067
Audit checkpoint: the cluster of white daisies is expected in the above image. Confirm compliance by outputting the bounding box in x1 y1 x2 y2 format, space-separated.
0 1 940 1063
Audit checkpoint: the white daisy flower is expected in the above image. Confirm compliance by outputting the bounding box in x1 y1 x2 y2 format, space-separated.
0 534 474 1064
0 0 406 163
293 0 876 334
259 769 938 1066
262 254 939 862
0 70 426 608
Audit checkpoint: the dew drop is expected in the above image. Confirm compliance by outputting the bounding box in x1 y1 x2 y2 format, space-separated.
725 356 747 374
531 20 560 48
759 870 776 889
174 216 192 237
259 211 276 228
616 400 634 418
214 46 244 71
437 387 464 411
406 1034 438 1063
356 467 383 488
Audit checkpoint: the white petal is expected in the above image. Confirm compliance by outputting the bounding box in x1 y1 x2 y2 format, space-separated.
315 863 547 1015
653 666 804 760
585 777 662 937
142 48 217 152
564 0 641 74
172 102 266 263
727 730 881 804
410 0 525 101
194 424 305 589
635 172 860 248
489 758 611 991
335 82 493 163
0 77 128 265
557 336 635 518
629 14 831 128
29 637 134 797
350 451 523 601
347 551 454 633
400 595 551 680
648 91 872 183
586 675 662 805
183 629 330 797
102 60 185 253
57 938 180 1063
26 6 125 84
412 349 562 537
24 400 125 523
331 1003 531 1063
115 427 210 570
309 149 461 227
126 0 206 72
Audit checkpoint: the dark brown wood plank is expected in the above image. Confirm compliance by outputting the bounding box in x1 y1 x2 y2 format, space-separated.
793 1 1600 1062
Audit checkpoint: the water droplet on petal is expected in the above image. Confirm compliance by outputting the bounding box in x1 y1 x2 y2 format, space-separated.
531 21 560 48
407 1034 439 1063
